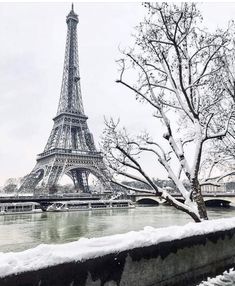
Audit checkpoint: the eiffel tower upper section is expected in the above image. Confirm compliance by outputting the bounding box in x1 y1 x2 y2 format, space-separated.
38 4 96 158
57 3 85 117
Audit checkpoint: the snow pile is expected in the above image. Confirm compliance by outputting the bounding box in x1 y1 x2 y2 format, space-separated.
1 217 235 278
198 268 235 286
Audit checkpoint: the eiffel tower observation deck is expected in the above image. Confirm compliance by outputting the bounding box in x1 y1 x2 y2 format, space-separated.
19 5 111 193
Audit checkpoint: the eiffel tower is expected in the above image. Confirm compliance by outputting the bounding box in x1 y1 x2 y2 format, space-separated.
19 5 111 193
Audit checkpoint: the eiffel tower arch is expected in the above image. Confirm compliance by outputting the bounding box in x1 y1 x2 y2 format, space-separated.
19 5 112 193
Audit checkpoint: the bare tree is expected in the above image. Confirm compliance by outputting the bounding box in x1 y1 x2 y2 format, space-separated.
2 178 19 194
201 22 235 182
222 23 235 103
102 3 234 222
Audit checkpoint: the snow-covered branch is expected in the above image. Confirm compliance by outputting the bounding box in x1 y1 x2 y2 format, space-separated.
103 3 234 222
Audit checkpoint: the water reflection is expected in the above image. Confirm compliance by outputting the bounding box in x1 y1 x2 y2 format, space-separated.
0 206 234 252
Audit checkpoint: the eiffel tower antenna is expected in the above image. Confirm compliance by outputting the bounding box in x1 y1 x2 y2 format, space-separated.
19 6 112 193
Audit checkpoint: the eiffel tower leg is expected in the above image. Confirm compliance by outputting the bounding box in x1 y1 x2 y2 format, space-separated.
18 166 44 193
70 169 90 193
82 171 90 193
42 165 63 193
91 163 113 193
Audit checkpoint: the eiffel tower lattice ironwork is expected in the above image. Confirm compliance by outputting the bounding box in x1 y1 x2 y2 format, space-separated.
19 5 111 193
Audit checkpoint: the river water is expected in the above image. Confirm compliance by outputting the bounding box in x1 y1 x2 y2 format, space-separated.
1 205 235 253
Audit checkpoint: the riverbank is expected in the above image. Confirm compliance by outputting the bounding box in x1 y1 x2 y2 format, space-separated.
1 217 235 286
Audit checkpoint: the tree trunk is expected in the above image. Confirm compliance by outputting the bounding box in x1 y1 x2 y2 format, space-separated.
191 178 208 220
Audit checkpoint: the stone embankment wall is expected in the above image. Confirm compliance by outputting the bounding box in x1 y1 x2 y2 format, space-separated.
1 228 235 286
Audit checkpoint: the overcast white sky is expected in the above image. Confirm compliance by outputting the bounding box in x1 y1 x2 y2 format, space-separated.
0 2 235 186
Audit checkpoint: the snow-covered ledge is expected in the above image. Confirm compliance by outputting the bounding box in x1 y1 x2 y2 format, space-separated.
1 218 235 286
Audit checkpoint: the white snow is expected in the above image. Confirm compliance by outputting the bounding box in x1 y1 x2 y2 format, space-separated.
198 268 235 286
1 217 235 278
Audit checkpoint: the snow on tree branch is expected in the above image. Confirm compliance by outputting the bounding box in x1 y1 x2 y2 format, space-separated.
102 3 235 222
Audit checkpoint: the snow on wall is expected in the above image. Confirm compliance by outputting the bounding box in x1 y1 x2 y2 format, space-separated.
198 268 235 286
1 217 235 278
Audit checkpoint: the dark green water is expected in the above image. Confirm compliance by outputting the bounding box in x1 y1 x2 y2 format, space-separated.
0 205 234 252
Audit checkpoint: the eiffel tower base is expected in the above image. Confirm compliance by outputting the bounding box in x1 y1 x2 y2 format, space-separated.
19 152 111 194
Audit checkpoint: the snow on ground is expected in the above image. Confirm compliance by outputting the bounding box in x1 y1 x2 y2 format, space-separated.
198 268 235 286
1 217 235 278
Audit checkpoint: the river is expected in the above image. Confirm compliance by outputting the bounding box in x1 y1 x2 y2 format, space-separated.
1 205 235 253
